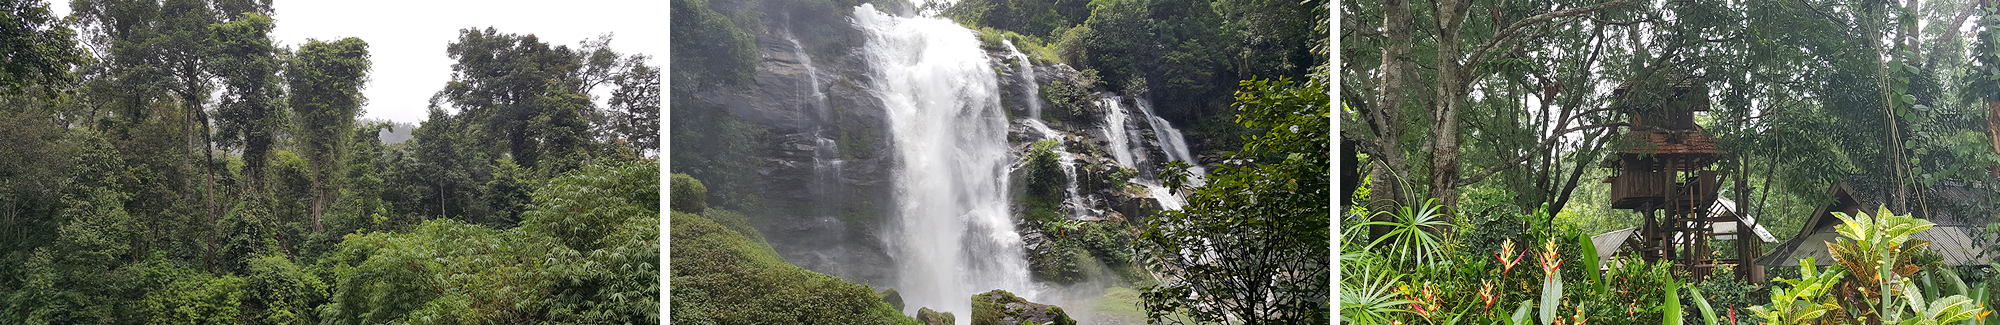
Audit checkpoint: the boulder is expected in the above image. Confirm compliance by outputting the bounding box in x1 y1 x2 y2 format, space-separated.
880 288 904 311
917 307 956 325
970 289 1076 325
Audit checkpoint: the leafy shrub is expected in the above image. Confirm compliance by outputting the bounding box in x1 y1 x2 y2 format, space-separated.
139 273 245 325
670 211 915 324
243 253 327 325
671 173 708 213
319 161 659 324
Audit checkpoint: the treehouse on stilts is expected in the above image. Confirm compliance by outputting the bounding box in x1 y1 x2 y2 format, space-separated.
1599 75 1763 282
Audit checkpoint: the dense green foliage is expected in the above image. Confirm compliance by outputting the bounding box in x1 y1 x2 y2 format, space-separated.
0 0 83 93
1136 76 1329 324
669 174 916 325
0 0 660 323
1348 0 2000 322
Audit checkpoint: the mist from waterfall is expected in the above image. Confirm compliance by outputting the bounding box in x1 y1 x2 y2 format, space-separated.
854 4 1037 322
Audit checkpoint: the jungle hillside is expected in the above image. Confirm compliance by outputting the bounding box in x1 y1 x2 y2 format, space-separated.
0 0 661 323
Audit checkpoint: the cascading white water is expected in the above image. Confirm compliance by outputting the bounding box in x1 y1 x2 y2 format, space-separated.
854 4 1036 321
1098 95 1205 211
1098 93 1137 167
789 35 832 122
1002 40 1042 119
1133 98 1206 182
790 33 848 220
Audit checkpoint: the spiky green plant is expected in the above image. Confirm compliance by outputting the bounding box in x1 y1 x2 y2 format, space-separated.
1353 199 1452 266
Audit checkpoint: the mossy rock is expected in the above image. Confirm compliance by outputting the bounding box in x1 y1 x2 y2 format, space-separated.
917 307 955 325
880 288 905 311
970 289 1076 325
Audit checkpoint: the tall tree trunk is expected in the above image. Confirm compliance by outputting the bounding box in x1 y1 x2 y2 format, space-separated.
1430 0 1473 211
1988 100 2000 176
1368 0 1414 207
312 175 325 233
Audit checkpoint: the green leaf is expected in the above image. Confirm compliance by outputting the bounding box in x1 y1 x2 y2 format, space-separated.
1690 286 1720 325
1512 300 1534 325
1665 279 1683 325
1578 233 1604 294
1541 273 1563 325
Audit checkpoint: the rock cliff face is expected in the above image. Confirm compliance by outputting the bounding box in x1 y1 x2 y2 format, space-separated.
686 4 901 285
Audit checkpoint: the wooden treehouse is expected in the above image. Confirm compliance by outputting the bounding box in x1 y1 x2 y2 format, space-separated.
1599 79 1763 282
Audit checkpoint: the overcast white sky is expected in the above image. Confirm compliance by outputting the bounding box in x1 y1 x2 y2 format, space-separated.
56 0 667 123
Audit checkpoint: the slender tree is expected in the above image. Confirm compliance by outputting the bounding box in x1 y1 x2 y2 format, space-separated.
210 12 283 191
286 37 370 233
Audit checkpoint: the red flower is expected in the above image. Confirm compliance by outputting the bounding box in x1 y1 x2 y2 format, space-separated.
1478 280 1497 312
1496 239 1526 275
1409 283 1443 320
1537 238 1564 274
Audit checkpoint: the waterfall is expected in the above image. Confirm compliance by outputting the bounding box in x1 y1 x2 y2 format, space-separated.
1098 93 1137 167
1002 39 1042 119
854 4 1036 321
1133 98 1205 183
1099 95 1204 211
790 32 849 238
1008 40 1094 221
789 35 832 123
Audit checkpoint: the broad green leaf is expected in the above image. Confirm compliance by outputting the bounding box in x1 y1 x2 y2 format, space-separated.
1540 272 1562 325
1665 279 1683 325
1690 286 1720 325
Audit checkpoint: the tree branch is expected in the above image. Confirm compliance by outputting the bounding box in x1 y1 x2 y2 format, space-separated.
1454 122 1629 187
1920 0 1980 71
1466 0 1640 67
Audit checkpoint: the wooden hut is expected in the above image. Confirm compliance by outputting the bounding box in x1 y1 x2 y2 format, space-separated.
1593 197 1775 281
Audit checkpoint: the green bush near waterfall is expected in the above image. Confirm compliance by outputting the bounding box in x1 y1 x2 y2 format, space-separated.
671 173 710 213
670 210 918 325
1136 77 1329 324
1020 140 1067 222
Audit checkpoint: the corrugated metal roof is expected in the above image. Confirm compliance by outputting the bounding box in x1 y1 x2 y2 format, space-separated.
1756 176 1999 266
1710 197 1777 243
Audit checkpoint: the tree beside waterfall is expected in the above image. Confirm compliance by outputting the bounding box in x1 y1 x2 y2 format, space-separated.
1138 76 1330 324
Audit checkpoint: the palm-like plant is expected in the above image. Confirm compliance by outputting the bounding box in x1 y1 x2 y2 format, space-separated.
1352 198 1452 266
1340 252 1412 324
1049 219 1083 239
